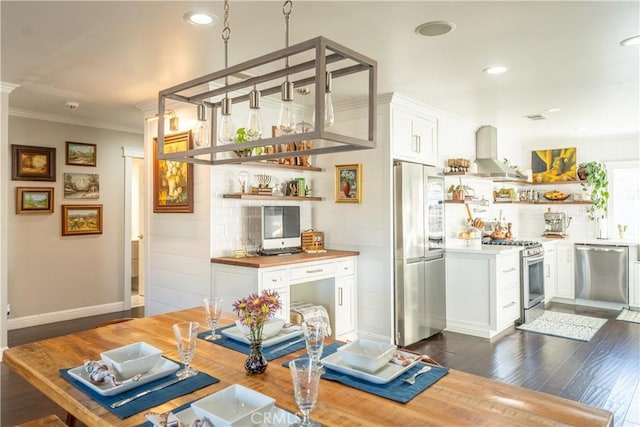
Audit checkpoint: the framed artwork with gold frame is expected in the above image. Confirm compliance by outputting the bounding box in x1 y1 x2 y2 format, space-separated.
335 163 362 203
61 204 103 236
153 130 194 213
16 187 54 214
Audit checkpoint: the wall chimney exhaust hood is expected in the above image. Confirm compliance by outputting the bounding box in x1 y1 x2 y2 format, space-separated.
475 125 527 181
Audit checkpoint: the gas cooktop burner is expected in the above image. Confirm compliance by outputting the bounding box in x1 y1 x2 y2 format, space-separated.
483 240 540 247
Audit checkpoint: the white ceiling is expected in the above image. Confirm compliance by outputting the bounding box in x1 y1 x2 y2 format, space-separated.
2 1 639 144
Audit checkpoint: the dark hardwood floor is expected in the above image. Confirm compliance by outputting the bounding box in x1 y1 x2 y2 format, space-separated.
1 303 638 426
408 303 640 427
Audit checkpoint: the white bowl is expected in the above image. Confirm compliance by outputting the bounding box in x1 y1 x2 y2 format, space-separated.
234 317 285 339
191 384 276 427
100 342 162 379
336 339 396 373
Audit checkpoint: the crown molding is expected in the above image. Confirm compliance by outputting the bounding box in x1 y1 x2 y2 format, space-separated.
1 82 20 94
9 108 143 135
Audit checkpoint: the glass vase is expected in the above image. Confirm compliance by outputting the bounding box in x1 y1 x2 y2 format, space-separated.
245 336 268 375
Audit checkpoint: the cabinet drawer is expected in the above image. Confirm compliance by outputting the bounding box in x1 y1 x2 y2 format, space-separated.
261 269 287 289
497 286 520 326
335 258 355 277
289 262 335 283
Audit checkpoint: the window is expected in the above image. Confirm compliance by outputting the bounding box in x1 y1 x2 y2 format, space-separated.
607 161 640 241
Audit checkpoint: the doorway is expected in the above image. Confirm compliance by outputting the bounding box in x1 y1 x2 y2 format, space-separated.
123 147 145 310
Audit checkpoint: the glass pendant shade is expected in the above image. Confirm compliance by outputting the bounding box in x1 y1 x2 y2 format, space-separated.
324 71 335 127
245 89 263 141
194 104 210 147
278 81 296 134
217 97 235 144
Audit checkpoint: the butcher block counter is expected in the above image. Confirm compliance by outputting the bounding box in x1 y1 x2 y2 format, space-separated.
211 249 359 268
3 308 613 426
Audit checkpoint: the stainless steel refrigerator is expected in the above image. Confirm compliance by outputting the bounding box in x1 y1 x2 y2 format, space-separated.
393 161 446 347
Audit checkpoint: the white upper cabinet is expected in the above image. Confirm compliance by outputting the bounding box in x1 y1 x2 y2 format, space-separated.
392 106 438 166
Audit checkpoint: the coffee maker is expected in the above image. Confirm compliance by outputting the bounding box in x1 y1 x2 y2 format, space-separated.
544 209 572 236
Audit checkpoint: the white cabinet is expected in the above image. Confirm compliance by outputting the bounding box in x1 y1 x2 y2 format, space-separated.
555 242 575 300
446 249 521 339
212 255 358 341
392 106 438 166
542 242 557 301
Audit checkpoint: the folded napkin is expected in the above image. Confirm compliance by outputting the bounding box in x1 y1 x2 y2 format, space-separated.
60 358 219 419
290 302 332 336
198 325 306 361
284 343 449 404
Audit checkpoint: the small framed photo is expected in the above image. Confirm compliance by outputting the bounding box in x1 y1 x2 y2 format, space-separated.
335 163 362 203
61 204 103 236
153 131 194 213
16 187 54 214
66 141 97 166
11 145 56 181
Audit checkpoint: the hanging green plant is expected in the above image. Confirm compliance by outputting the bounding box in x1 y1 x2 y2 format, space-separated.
578 161 609 221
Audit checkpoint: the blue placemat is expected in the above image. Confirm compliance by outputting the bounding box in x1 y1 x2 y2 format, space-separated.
283 343 449 404
60 358 219 419
198 325 306 361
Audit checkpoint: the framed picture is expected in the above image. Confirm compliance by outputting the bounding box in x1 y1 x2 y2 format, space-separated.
64 173 99 199
61 204 103 236
531 147 577 183
66 141 97 166
335 163 362 203
154 131 194 213
16 187 54 214
11 145 56 181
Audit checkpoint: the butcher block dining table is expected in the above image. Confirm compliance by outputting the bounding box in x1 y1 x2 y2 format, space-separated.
3 307 613 426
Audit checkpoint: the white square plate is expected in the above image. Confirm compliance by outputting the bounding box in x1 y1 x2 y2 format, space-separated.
67 358 180 396
321 350 420 384
221 326 302 348
165 406 300 427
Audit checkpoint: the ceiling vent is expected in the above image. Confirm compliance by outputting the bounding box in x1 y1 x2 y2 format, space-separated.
524 114 547 121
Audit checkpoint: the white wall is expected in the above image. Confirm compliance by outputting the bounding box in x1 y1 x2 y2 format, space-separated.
7 116 142 324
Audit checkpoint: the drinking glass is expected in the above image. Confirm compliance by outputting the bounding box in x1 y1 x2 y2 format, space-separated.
301 321 327 367
172 321 199 378
203 297 223 340
289 358 322 427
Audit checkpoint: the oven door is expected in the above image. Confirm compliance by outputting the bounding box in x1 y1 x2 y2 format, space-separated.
523 253 545 310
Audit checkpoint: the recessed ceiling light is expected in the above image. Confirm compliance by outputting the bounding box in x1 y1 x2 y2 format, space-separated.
620 35 640 46
184 11 217 26
483 66 507 74
415 21 456 37
546 107 563 113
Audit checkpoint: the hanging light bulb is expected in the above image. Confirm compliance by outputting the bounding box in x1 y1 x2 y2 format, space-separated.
194 103 210 147
218 96 235 144
324 71 335 127
246 88 263 141
278 80 296 134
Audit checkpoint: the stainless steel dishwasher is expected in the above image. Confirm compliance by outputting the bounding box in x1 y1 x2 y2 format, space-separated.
575 244 629 304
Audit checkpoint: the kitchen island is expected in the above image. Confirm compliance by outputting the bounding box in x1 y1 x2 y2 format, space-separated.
3 308 612 426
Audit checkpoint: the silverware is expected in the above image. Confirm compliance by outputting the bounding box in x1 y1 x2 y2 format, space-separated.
402 365 431 385
272 338 305 353
110 374 193 408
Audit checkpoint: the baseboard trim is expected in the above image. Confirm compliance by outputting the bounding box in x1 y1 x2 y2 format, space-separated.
7 302 126 330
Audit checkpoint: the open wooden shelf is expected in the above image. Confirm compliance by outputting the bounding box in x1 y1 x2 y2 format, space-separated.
227 161 323 172
222 193 322 201
521 180 585 186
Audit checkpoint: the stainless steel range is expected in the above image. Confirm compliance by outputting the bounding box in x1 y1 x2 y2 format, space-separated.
484 240 545 323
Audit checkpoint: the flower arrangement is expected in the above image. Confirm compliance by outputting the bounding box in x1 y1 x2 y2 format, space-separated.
232 289 282 342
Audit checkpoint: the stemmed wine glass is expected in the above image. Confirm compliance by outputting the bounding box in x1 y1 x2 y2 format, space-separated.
203 297 223 341
289 358 322 427
301 321 327 369
172 321 199 378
